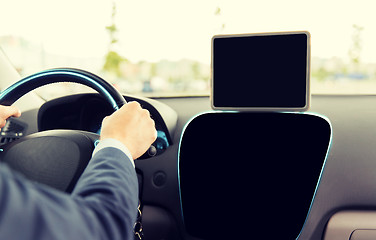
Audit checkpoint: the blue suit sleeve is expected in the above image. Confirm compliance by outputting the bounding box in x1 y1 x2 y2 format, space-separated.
0 147 138 240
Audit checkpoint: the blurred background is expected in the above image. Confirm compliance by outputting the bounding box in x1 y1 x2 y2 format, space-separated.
1 0 376 99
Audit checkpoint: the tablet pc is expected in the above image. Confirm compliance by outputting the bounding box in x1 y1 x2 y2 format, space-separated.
211 31 310 111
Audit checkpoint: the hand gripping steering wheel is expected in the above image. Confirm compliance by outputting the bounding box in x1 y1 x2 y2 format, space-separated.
0 68 130 193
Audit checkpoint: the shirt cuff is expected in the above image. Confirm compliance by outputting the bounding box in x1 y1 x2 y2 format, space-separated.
92 138 135 168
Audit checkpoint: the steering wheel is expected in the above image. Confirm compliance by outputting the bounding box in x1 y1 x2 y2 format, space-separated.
0 68 127 193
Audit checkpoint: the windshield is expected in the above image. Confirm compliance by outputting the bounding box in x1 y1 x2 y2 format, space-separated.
1 0 376 98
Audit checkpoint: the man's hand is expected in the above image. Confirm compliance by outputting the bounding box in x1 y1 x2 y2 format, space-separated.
100 102 157 160
0 105 21 129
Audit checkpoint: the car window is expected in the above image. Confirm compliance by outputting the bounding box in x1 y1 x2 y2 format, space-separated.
1 0 376 98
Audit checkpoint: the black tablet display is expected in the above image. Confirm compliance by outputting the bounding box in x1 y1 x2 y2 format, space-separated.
212 32 310 111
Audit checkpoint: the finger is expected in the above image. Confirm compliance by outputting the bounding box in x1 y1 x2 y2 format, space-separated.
100 116 111 128
102 116 109 122
8 106 21 118
0 106 21 119
126 101 142 111
153 129 158 141
127 101 141 107
141 108 151 118
0 119 6 129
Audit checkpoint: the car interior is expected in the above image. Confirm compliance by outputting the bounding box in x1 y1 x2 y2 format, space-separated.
1 2 376 240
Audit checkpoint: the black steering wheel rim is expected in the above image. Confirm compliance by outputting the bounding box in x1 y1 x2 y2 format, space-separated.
0 68 127 110
0 68 127 193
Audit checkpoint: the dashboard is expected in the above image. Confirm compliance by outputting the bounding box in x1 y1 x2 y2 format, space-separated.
37 93 178 159
5 94 376 239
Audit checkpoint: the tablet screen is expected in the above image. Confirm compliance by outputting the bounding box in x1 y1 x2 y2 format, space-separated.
212 32 310 111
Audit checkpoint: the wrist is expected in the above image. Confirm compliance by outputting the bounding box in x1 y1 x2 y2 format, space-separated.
93 138 135 167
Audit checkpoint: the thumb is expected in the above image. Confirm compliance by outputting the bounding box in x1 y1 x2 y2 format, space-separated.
2 105 21 118
0 105 21 128
0 106 21 120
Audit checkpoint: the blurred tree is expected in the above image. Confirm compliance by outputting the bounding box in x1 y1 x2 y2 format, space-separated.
106 3 118 46
150 62 157 78
103 1 127 77
312 66 330 82
103 51 127 77
214 6 225 32
348 24 364 67
192 61 200 80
